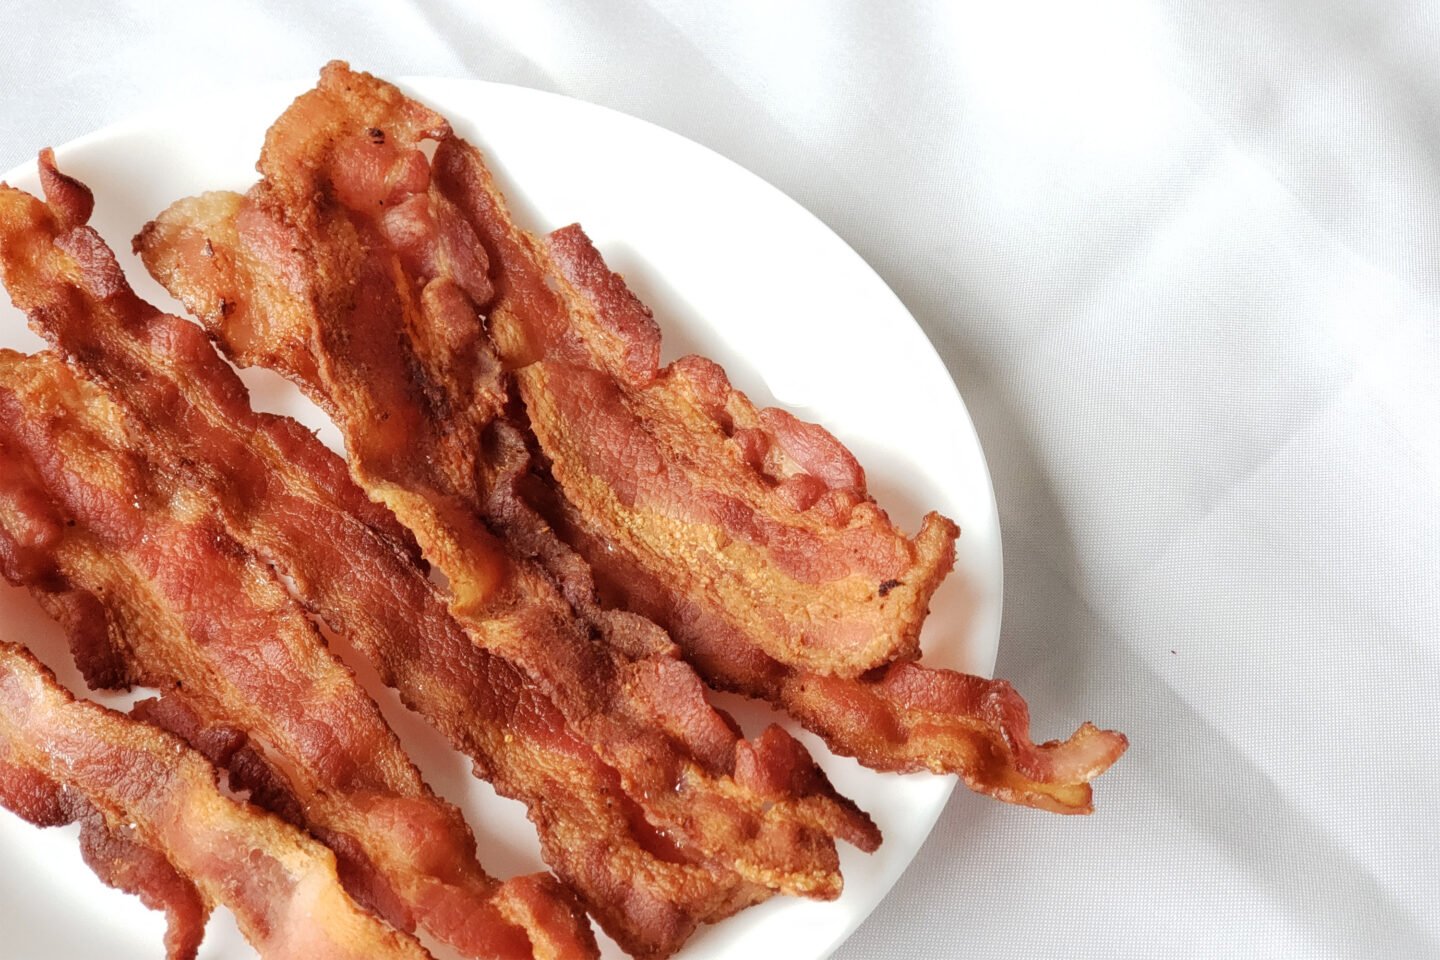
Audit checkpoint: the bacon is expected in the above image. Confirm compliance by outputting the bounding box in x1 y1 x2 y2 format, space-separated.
0 640 433 960
506 385 1126 813
0 348 593 960
138 60 879 896
423 107 1128 810
0 749 209 960
3 164 766 959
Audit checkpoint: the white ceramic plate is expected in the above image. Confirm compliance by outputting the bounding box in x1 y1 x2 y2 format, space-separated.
0 76 1002 960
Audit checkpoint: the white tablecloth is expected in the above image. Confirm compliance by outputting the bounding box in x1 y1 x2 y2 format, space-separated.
4 2 1438 957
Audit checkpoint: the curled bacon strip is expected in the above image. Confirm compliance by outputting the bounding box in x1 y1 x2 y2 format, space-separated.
425 109 1127 811
5 160 763 957
0 640 433 960
0 348 593 960
138 61 878 893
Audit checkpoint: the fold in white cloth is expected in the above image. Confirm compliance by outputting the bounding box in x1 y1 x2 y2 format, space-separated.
2 2 1436 957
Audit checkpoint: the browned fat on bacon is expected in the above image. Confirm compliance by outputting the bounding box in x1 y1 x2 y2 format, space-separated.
427 101 1126 811
137 60 878 893
3 162 772 958
0 641 434 960
0 348 595 960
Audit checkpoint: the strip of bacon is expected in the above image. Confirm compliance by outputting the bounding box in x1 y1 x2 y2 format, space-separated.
0 348 595 960
3 165 769 958
0 640 434 960
506 225 1127 812
527 454 1127 810
0 746 209 960
426 108 1125 811
136 62 879 893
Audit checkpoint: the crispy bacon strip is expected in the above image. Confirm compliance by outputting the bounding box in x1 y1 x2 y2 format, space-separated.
0 349 593 960
3 165 765 958
0 750 209 960
531 456 1128 810
426 110 1127 810
137 61 879 893
434 180 952 681
0 641 433 960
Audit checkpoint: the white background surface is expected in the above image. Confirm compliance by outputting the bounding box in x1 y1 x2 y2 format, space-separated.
2 2 1438 958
